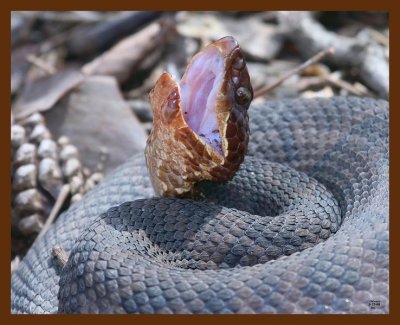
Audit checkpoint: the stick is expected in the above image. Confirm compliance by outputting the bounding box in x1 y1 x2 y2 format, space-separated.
37 184 70 240
322 74 366 97
253 47 336 99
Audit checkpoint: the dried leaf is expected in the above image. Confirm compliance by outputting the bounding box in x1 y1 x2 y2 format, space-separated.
44 76 147 174
12 69 84 120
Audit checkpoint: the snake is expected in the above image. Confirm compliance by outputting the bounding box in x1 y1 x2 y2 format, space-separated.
11 37 389 314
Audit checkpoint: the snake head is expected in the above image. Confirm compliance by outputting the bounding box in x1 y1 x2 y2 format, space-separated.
146 36 253 197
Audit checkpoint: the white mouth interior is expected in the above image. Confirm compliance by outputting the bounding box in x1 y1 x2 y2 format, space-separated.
179 47 224 155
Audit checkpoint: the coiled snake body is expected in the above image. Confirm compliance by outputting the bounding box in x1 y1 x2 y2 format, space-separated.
11 96 389 314
11 37 388 314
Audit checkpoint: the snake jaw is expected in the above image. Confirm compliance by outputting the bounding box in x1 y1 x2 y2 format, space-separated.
146 36 253 197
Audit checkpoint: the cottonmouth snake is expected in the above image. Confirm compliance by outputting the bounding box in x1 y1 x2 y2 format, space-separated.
11 37 389 314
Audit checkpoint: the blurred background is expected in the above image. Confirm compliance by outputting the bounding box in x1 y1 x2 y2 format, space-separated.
10 11 389 268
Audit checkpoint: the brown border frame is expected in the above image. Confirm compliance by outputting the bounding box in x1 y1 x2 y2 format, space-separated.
2 1 398 324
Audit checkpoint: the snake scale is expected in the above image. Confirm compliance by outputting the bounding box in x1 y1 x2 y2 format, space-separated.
11 37 389 314
11 96 389 314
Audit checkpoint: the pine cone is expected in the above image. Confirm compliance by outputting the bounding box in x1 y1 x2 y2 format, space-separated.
11 112 104 258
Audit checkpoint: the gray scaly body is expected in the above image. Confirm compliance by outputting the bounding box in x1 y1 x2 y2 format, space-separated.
11 97 389 314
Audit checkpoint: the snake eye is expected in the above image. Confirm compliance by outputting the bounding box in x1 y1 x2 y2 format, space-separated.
235 87 253 106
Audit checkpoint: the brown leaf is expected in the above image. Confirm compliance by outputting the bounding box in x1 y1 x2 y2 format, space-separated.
12 69 84 120
44 76 147 174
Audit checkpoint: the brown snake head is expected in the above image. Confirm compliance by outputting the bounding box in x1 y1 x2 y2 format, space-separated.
146 36 253 196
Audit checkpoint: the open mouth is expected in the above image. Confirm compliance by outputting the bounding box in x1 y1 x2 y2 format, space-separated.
179 46 225 156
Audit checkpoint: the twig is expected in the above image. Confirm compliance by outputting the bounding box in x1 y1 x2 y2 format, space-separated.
322 74 366 96
52 246 69 268
26 54 56 75
254 47 335 98
37 184 70 240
